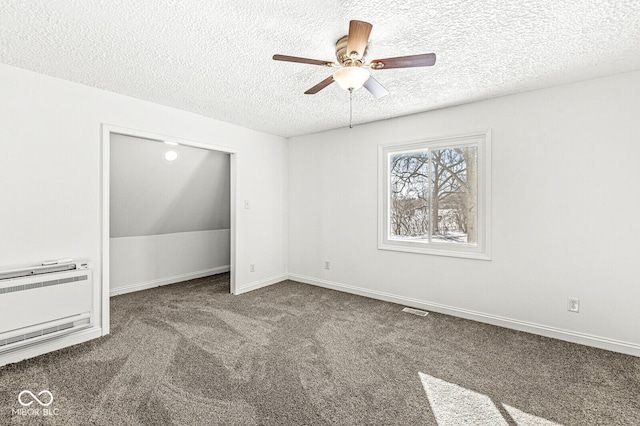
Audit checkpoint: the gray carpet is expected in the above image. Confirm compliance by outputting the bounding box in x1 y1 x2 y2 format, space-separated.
1 273 638 425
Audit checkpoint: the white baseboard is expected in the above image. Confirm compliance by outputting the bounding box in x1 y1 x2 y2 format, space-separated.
110 266 230 297
235 274 288 295
0 326 103 367
288 273 640 358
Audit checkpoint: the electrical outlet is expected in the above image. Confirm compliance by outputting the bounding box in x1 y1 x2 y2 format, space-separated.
568 298 580 313
324 260 330 270
250 264 255 272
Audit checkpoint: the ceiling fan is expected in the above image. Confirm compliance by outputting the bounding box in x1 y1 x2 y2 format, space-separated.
273 20 436 99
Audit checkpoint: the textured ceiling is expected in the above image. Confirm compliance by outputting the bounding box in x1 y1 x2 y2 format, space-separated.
1 0 639 138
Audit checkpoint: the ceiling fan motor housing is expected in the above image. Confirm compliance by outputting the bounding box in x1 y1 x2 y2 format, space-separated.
335 35 366 66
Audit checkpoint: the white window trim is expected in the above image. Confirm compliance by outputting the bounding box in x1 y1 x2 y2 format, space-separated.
378 129 492 260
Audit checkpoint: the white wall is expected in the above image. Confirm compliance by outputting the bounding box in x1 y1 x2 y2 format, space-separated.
110 133 231 237
288 71 640 355
110 230 230 296
0 63 288 337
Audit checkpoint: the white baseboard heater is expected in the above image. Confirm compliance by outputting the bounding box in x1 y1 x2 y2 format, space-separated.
0 261 93 353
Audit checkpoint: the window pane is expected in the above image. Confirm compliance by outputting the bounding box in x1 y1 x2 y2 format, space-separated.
430 146 477 244
389 152 429 240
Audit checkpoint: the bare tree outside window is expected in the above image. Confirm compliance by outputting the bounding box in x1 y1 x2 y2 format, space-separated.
390 145 477 245
390 152 429 239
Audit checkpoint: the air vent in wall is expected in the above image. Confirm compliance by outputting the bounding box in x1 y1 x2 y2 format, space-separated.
0 265 93 355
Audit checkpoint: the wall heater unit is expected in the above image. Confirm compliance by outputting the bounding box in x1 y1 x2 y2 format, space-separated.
0 262 93 353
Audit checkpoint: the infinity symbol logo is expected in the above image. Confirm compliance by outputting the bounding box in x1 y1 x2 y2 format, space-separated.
18 390 54 407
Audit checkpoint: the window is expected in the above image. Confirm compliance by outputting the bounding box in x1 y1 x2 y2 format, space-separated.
378 130 491 259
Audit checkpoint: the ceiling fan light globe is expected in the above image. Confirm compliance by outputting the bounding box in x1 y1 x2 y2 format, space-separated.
333 67 370 91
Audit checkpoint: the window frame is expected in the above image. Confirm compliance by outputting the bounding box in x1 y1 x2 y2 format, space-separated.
378 129 492 260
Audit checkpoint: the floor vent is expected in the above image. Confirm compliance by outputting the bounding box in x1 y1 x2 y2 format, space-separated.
402 307 429 316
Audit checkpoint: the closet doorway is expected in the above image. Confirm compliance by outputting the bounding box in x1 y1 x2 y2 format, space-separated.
101 125 237 335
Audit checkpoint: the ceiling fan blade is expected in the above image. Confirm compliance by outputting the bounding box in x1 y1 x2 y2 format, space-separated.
273 54 334 66
346 20 373 60
304 75 335 94
363 76 389 99
370 53 436 69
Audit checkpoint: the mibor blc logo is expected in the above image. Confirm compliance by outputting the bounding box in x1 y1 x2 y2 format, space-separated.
12 390 60 417
19 390 53 407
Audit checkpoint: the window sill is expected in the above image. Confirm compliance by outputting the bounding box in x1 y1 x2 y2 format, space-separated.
378 241 491 260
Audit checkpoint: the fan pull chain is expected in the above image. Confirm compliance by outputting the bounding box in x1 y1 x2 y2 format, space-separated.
349 88 353 129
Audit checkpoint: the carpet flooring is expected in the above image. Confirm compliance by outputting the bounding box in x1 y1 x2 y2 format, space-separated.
1 273 639 425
